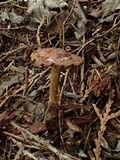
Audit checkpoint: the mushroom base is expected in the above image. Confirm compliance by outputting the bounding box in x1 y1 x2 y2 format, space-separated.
44 107 58 122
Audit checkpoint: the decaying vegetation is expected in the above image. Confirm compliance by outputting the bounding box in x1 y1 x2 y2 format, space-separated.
0 0 120 159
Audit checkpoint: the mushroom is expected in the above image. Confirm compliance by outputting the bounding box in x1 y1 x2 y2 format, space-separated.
31 47 83 121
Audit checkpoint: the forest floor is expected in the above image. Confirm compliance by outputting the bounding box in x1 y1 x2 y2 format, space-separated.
0 0 120 160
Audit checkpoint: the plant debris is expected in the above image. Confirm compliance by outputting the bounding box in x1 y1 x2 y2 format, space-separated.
0 0 120 159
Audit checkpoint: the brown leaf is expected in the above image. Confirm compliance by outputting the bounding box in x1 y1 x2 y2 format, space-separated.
66 118 84 134
89 9 101 18
93 85 101 97
69 116 92 124
0 110 12 127
47 10 70 35
99 76 111 91
63 103 90 111
29 122 47 134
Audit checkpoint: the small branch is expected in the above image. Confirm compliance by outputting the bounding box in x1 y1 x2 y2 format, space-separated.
36 17 45 47
10 121 81 160
77 20 120 55
93 93 120 160
0 45 28 62
59 68 70 105
0 0 12 5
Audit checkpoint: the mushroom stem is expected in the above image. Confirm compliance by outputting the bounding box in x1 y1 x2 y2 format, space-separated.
48 65 61 110
44 66 61 122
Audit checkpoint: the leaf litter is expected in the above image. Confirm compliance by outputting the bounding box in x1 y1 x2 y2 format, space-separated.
0 0 120 159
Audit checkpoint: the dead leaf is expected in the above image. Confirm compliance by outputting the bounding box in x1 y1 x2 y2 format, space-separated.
0 110 12 128
45 0 68 10
100 13 118 23
78 149 87 158
68 116 92 124
47 10 73 35
7 12 24 25
89 9 101 18
0 11 24 25
73 0 87 40
93 85 101 97
102 0 120 17
0 11 9 21
67 128 75 138
27 0 68 25
99 76 111 91
100 136 110 151
115 3 120 11
0 74 24 96
24 101 44 122
66 118 84 134
115 140 120 152
29 122 47 133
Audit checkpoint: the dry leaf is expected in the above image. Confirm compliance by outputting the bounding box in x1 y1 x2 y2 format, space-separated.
0 110 12 127
78 149 87 158
29 122 47 133
99 76 111 91
115 3 120 10
89 9 101 18
27 0 68 25
102 0 120 17
100 136 110 151
0 74 24 96
0 11 24 24
47 10 72 35
66 118 84 134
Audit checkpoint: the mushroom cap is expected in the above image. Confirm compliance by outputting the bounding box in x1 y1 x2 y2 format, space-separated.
31 48 83 67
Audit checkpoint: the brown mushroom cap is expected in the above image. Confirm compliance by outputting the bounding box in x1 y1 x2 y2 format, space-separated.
31 48 83 67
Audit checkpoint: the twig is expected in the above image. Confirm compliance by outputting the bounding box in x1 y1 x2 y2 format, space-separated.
0 0 12 5
0 45 28 61
62 0 75 48
93 93 120 160
80 36 85 96
36 17 45 47
59 68 70 105
11 138 24 160
11 138 38 160
68 76 76 93
3 131 45 150
27 67 50 93
23 66 29 95
10 121 81 160
23 150 38 160
42 35 56 45
0 68 50 108
76 20 120 55
0 95 12 108
0 26 27 30
12 4 27 10
58 70 70 153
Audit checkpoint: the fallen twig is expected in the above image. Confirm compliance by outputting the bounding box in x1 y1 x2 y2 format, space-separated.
0 45 28 61
0 0 12 5
92 93 120 160
76 20 120 55
9 121 81 160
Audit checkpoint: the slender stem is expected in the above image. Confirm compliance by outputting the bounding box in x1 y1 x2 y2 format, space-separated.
48 66 61 110
44 66 61 122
